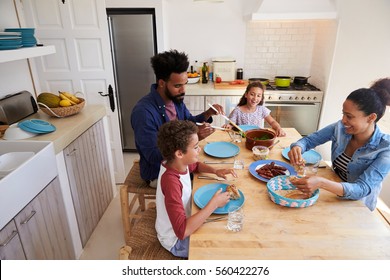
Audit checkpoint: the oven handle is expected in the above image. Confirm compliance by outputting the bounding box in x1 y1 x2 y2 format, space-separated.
265 102 319 106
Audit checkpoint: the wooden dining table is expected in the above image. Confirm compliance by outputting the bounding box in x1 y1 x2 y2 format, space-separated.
189 128 390 260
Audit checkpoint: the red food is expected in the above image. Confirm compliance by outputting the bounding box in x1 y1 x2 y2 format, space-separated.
216 76 222 83
256 161 287 179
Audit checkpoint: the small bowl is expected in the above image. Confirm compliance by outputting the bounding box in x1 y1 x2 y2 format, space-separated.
252 145 269 160
245 129 276 150
187 76 200 84
3 123 38 140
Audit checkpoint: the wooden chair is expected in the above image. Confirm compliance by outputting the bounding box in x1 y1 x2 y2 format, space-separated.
118 198 184 260
120 159 156 245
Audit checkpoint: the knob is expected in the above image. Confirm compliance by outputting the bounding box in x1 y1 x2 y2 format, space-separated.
289 96 293 100
301 97 305 100
295 96 299 100
278 96 282 100
307 97 311 100
268 96 272 100
313 97 317 100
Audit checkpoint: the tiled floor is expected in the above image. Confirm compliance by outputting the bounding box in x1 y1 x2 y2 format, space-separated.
79 152 139 260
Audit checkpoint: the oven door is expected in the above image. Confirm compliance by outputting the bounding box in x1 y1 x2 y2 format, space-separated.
265 102 321 136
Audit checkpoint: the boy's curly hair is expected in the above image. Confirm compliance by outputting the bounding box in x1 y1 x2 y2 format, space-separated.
157 120 198 161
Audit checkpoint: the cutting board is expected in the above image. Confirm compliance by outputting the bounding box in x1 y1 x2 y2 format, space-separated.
214 80 249 90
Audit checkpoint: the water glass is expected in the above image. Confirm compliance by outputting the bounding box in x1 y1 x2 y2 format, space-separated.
233 159 244 170
232 133 242 143
294 160 320 176
226 206 244 232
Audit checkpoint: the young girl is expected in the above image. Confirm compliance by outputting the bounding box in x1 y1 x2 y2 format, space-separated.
155 120 237 258
226 81 286 136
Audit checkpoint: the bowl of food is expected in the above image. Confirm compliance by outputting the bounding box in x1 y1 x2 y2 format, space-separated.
187 72 200 84
245 129 276 150
266 175 319 208
252 145 270 160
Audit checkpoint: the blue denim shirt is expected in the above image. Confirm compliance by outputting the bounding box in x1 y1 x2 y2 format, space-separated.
290 120 390 211
131 84 211 181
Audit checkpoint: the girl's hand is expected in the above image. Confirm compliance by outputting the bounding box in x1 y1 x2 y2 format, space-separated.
275 128 286 137
215 168 237 179
288 146 304 166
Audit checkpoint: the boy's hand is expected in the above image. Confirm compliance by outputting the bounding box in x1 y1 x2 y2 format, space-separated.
215 168 237 179
210 188 230 208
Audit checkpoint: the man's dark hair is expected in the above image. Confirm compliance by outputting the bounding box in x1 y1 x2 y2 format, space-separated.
151 49 189 82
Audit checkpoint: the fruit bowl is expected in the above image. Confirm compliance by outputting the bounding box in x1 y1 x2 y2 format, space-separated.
187 75 200 84
38 98 85 118
245 129 276 150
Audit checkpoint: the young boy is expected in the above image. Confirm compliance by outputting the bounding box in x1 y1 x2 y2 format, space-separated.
156 120 237 258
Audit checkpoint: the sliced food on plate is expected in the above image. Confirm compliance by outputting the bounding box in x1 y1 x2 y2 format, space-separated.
226 184 241 200
256 161 288 179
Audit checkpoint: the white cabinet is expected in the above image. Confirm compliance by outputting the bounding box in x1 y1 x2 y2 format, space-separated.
206 96 241 127
183 96 205 116
64 120 113 247
0 177 74 260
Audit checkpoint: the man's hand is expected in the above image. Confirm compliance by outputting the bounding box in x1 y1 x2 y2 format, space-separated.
203 103 225 120
197 122 215 140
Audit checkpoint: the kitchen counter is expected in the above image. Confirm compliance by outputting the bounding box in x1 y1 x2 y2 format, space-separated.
186 82 245 96
20 104 107 154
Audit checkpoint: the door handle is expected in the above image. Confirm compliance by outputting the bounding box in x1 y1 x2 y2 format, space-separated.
98 84 115 112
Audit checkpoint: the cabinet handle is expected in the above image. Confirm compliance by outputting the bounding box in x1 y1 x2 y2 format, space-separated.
20 210 36 225
0 230 18 247
66 148 77 156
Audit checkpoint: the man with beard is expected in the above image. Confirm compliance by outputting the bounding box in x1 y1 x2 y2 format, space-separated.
131 49 224 187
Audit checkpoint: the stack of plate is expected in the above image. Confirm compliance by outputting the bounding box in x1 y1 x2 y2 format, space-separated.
18 119 56 134
0 32 22 50
4 28 37 48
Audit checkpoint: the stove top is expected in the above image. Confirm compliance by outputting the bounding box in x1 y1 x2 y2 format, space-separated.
266 82 321 91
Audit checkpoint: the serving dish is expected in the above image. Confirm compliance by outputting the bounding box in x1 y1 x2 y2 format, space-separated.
245 129 276 150
249 159 296 182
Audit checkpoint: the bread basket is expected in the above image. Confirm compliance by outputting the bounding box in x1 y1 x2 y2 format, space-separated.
266 175 319 208
38 98 85 118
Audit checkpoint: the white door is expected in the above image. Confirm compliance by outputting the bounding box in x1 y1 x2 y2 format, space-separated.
19 0 125 183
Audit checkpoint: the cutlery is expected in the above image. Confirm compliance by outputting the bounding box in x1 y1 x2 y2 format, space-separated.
268 139 280 149
198 176 227 181
204 161 234 164
205 216 227 223
196 122 231 131
207 103 244 133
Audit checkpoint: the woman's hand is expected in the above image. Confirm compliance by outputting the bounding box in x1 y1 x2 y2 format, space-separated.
288 146 304 166
215 168 237 179
290 176 321 195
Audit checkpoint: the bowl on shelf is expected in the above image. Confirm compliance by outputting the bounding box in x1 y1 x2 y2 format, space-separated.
187 75 200 84
3 123 37 140
245 129 276 150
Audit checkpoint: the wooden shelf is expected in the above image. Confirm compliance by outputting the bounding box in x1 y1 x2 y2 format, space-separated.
0 45 55 63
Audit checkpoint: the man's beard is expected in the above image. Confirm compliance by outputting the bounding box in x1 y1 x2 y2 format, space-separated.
165 88 185 104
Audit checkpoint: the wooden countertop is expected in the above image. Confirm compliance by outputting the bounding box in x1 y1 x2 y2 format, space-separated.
3 105 107 154
189 128 390 260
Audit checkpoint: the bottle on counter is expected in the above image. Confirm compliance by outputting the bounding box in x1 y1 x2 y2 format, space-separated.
236 68 243 80
202 62 208 84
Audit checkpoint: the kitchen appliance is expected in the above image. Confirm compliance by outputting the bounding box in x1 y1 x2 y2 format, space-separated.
107 8 157 151
263 82 323 136
0 91 38 125
212 58 236 82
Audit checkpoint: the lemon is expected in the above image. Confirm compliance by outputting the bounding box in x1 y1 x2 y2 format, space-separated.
59 99 72 107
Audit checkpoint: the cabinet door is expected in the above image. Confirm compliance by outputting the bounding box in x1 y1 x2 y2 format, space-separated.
183 96 205 116
64 120 113 246
0 221 26 260
14 177 74 260
206 96 241 127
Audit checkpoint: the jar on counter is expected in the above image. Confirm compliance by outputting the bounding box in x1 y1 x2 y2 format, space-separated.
236 68 243 80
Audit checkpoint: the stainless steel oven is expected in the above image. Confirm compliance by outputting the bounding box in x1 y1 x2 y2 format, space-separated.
263 83 323 136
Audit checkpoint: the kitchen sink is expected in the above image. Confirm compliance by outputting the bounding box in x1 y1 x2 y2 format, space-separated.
0 141 58 229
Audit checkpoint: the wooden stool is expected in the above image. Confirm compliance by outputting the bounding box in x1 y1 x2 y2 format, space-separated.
118 205 184 260
120 159 157 245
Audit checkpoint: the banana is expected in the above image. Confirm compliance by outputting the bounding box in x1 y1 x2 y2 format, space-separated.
59 93 77 105
59 91 80 104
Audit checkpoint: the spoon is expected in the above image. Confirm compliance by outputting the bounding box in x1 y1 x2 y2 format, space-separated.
268 139 280 150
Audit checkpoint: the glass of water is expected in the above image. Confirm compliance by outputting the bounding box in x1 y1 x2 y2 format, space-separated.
226 206 244 232
233 159 244 170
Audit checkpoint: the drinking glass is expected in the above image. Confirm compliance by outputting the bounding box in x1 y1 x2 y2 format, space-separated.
226 206 244 232
233 159 244 170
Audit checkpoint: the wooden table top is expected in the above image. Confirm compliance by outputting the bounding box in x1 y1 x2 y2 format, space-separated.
189 128 390 260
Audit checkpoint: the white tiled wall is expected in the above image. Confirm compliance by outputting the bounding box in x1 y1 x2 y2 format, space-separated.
244 20 336 84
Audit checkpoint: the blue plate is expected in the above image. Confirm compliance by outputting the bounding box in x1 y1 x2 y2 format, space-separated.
203 141 239 158
249 159 296 182
18 119 56 134
194 183 245 214
282 147 322 164
239 125 260 132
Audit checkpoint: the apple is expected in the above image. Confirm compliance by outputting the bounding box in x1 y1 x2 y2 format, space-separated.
216 76 222 83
